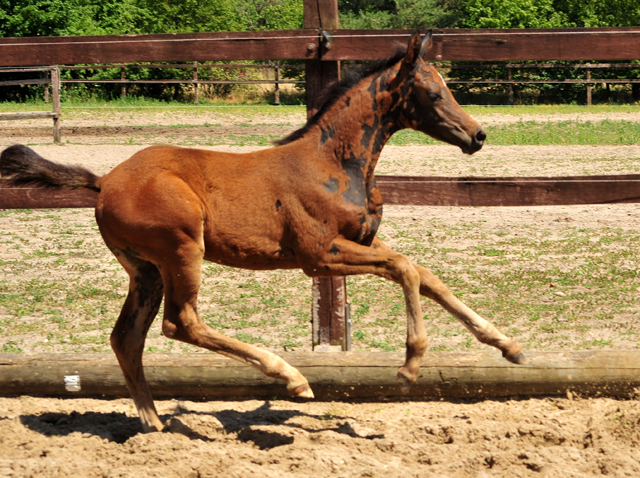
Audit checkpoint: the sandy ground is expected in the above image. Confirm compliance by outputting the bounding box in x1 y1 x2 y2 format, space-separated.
1 395 639 478
1 108 640 477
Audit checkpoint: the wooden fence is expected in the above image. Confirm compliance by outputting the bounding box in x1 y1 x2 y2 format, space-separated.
0 66 61 141
1 0 640 352
5 61 637 109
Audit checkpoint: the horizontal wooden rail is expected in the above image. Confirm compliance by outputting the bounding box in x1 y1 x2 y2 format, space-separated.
1 351 639 399
0 111 58 121
0 78 50 87
58 63 305 70
3 175 639 210
323 28 640 62
443 62 640 69
0 30 321 66
0 67 53 73
449 79 640 84
377 175 640 207
2 28 640 67
60 79 304 85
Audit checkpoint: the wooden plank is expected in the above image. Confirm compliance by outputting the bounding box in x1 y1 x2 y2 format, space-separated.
0 78 49 87
0 30 320 67
377 175 640 207
0 112 57 121
0 181 97 209
1 351 639 399
3 175 640 209
1 27 640 67
323 28 640 62
51 67 61 143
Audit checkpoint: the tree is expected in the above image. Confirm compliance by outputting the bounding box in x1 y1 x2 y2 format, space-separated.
553 0 640 28
136 0 242 33
235 0 303 31
456 0 567 29
338 0 459 29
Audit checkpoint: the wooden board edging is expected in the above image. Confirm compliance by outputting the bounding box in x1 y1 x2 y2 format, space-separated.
1 351 639 400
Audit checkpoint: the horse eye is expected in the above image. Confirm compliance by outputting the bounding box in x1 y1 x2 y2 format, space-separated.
429 92 442 102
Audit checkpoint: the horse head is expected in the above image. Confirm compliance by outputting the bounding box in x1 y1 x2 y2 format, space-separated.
396 31 486 155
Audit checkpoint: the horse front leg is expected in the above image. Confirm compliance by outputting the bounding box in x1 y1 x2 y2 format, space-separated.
371 238 525 364
309 237 428 392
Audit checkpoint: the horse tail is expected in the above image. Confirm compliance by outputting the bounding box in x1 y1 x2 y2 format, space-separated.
0 144 101 192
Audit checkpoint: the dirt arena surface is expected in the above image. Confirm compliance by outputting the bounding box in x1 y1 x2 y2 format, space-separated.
1 395 639 478
1 108 640 477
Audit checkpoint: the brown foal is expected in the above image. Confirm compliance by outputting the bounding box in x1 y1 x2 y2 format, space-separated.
0 32 524 432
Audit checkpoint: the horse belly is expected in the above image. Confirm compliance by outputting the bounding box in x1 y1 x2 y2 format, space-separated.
202 220 298 271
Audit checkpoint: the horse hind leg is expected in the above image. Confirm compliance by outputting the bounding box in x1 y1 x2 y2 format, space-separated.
108 246 165 432
159 239 314 399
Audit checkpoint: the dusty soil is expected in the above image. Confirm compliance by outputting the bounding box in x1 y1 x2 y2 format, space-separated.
1 108 640 477
1 395 639 478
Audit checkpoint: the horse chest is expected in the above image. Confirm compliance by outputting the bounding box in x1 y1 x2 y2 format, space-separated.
326 174 383 247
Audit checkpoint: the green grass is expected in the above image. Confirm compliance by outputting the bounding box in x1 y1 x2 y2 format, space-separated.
462 104 640 116
389 119 640 146
0 97 307 114
110 118 640 148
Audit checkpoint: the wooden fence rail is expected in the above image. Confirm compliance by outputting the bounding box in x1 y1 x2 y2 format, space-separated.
4 60 637 108
3 175 640 210
2 28 640 67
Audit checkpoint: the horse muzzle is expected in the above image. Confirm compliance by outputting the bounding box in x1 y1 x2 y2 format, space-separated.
462 128 486 155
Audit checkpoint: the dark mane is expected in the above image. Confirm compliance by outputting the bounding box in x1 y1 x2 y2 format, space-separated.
274 48 407 146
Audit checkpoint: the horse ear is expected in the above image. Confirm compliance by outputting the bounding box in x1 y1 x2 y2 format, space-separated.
419 30 433 58
404 32 423 68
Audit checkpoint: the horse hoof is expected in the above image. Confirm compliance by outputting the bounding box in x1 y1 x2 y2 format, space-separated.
396 370 414 394
504 350 526 365
290 383 315 399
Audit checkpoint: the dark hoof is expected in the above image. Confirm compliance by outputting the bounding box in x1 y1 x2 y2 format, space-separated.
504 350 526 365
397 370 414 394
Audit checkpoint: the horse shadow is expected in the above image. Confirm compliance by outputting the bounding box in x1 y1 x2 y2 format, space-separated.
15 400 384 449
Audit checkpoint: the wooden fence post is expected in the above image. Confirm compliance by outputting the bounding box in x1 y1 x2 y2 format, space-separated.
193 61 199 104
304 0 348 351
44 70 50 103
120 67 126 98
51 67 61 143
586 65 592 106
274 61 281 105
507 67 514 106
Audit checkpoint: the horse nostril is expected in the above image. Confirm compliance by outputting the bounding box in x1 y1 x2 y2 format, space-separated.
476 129 487 142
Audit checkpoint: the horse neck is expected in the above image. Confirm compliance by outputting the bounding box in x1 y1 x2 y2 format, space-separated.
314 67 404 180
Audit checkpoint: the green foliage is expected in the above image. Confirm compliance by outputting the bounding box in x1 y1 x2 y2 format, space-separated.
0 0 243 38
456 0 640 29
0 0 154 37
339 0 459 29
553 0 640 28
235 0 303 31
135 0 243 33
457 0 567 29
